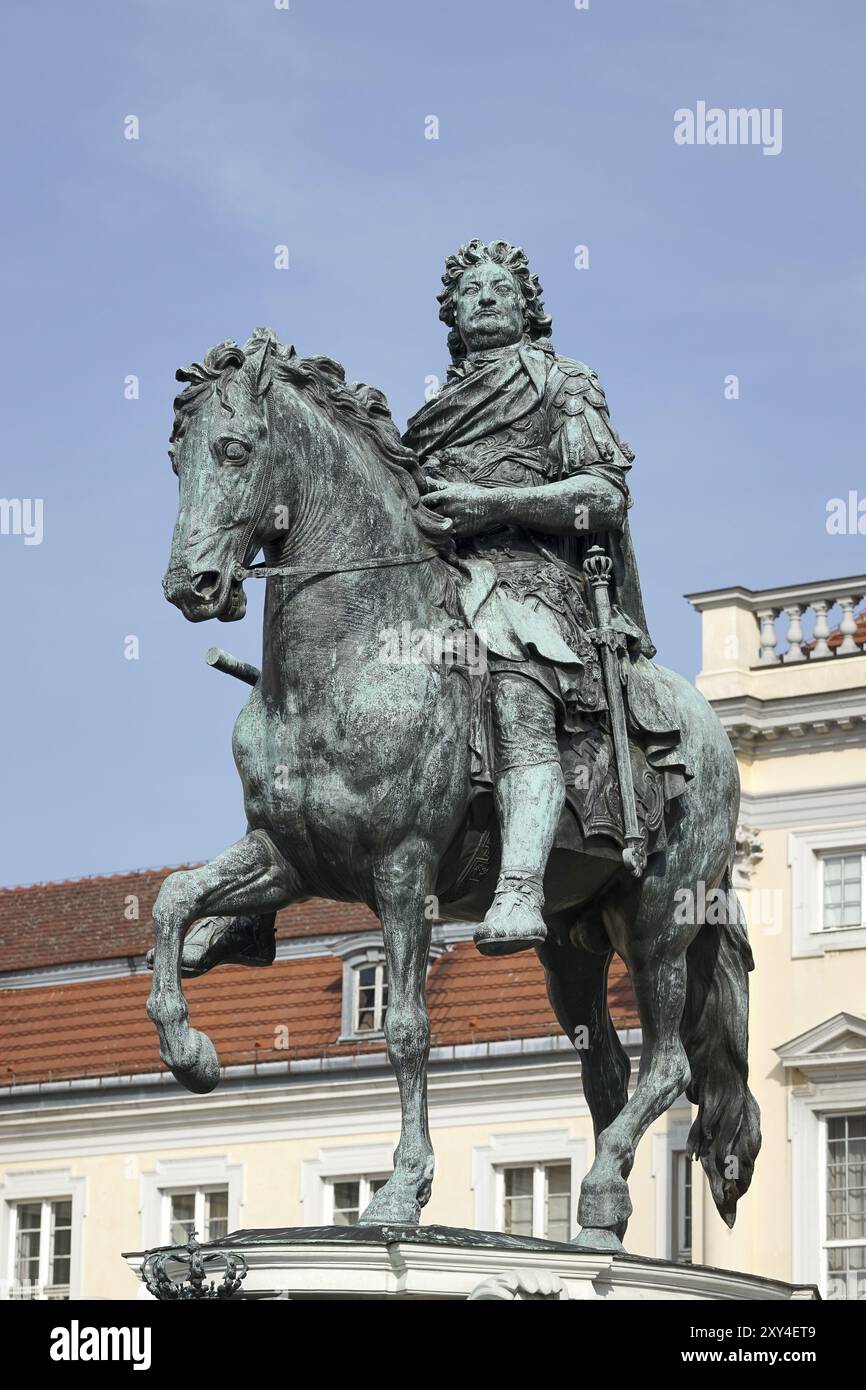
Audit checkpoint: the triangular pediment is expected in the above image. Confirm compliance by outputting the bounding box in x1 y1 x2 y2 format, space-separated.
776 1012 866 1078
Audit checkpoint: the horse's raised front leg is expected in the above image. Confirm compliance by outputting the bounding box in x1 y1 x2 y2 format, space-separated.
147 830 300 1094
574 936 692 1252
358 843 436 1227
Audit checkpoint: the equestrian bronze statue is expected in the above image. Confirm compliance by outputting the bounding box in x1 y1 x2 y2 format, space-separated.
147 239 760 1252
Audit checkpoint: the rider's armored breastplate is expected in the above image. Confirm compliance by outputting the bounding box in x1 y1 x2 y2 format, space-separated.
429 407 588 603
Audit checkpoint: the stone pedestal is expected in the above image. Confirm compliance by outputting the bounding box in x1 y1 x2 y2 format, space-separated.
124 1225 819 1301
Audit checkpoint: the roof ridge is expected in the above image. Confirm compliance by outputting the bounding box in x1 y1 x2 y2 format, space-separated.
0 864 201 895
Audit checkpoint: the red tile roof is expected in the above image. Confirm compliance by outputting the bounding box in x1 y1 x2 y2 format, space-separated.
0 869 638 1085
0 945 638 1088
0 868 376 973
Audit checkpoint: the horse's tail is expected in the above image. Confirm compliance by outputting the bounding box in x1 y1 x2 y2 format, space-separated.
680 868 762 1227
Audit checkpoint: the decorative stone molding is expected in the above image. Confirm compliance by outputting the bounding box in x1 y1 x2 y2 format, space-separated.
776 1012 866 1084
123 1226 819 1301
738 784 866 830
733 824 763 888
468 1268 570 1299
711 691 866 758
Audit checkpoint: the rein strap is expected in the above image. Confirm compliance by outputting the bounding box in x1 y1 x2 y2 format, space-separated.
233 551 438 583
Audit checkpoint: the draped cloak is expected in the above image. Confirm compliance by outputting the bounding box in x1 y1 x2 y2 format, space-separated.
403 337 689 854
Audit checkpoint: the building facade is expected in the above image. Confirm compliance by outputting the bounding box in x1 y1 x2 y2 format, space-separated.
0 572 864 1300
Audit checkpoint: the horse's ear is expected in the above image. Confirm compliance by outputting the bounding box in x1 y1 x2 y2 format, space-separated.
250 341 273 399
243 328 279 398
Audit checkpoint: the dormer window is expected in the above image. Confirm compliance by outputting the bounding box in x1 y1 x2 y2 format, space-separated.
353 960 389 1035
331 931 443 1042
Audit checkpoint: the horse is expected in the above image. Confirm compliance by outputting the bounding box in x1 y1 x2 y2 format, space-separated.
148 328 760 1251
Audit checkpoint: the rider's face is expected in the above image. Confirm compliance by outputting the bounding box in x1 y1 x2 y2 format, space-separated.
454 260 525 354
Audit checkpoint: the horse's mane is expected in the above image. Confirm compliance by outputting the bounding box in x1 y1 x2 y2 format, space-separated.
171 329 455 560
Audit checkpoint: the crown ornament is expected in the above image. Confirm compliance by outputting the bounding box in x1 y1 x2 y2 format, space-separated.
142 1231 248 1301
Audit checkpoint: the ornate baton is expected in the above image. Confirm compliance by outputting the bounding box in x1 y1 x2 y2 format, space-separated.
583 545 647 878
206 646 261 687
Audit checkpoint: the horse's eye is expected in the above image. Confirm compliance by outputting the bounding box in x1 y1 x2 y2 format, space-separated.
220 439 250 465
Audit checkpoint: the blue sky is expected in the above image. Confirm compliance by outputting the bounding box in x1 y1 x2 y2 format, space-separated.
2 0 864 886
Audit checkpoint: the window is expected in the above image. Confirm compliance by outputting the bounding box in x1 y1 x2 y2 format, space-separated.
353 962 388 1035
777 1014 866 1294
670 1150 693 1264
1 1171 84 1301
326 1175 387 1225
821 854 865 931
500 1163 572 1242
10 1199 71 1300
789 829 866 957
825 1114 866 1300
139 1157 241 1253
167 1187 229 1245
472 1132 586 1237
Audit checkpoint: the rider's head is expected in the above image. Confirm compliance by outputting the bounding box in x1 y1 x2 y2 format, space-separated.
438 239 552 363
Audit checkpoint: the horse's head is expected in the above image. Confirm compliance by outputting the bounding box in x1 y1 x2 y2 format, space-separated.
164 330 283 622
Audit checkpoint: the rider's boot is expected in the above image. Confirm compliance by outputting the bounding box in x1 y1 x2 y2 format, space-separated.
473 761 564 957
145 913 276 978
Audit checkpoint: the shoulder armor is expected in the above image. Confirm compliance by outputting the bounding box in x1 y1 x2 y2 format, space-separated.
548 357 608 417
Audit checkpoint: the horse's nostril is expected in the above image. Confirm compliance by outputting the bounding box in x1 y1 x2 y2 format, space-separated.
191 570 221 600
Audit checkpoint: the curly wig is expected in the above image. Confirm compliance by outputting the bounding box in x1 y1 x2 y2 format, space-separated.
437 239 553 363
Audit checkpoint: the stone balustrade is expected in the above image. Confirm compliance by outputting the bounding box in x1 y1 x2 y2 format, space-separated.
751 577 866 665
687 575 866 671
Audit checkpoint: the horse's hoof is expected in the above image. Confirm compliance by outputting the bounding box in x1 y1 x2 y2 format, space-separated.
357 1184 421 1227
571 1226 625 1253
169 1029 221 1094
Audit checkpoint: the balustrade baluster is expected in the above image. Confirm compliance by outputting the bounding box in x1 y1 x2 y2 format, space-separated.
811 600 831 659
756 608 779 664
837 595 862 655
782 605 806 663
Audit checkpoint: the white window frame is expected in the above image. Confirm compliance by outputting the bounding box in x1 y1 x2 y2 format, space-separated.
321 1174 388 1224
792 1095 866 1298
351 960 388 1037
331 937 390 1040
301 1142 395 1224
652 1113 694 1261
821 1111 866 1299
496 1160 573 1241
779 1014 866 1296
164 1187 230 1245
0 1169 86 1301
789 827 866 957
471 1130 586 1239
671 1150 693 1264
330 933 442 1042
139 1156 242 1249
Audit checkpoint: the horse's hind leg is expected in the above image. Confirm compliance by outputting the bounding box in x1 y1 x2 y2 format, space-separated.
537 919 630 1146
358 841 436 1226
147 830 301 1094
574 918 693 1252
